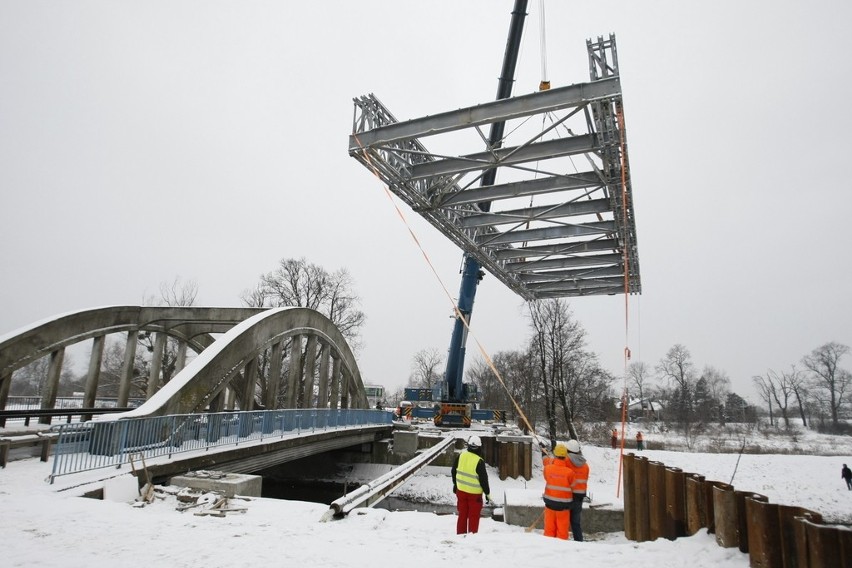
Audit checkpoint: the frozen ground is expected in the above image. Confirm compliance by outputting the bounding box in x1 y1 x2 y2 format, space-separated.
1 421 851 567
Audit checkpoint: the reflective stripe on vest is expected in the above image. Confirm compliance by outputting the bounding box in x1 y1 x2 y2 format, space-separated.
456 451 483 494
571 463 589 493
543 462 573 502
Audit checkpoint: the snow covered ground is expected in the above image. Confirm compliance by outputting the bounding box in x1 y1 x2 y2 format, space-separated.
2 422 851 567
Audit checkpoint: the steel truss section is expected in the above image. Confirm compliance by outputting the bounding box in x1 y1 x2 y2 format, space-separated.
349 34 640 300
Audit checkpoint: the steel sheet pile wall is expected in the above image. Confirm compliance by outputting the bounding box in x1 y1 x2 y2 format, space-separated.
494 436 532 481
622 452 852 567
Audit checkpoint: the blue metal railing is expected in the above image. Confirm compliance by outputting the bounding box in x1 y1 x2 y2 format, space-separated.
6 396 146 410
49 408 392 482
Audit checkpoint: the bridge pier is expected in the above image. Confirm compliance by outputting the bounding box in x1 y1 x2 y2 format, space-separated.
82 336 105 421
146 332 166 399
242 357 259 411
316 342 330 408
0 373 11 427
264 340 284 409
329 355 341 409
38 348 64 425
286 335 302 408
117 329 138 407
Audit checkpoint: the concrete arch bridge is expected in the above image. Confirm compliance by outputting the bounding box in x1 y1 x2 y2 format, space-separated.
0 306 369 422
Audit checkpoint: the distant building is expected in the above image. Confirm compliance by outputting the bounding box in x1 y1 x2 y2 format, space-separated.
364 385 385 409
627 398 664 422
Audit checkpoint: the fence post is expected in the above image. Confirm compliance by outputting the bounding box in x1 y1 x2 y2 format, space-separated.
713 482 738 548
685 473 706 535
648 460 667 540
665 467 686 539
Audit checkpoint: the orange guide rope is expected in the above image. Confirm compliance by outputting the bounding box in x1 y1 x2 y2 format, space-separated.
353 136 545 449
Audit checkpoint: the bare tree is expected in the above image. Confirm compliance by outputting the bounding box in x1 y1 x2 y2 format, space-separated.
241 258 366 408
246 257 365 348
473 349 542 432
752 374 775 426
702 366 732 407
139 277 199 388
555 350 614 438
409 348 443 389
9 355 77 397
527 299 585 445
99 338 147 399
786 365 809 428
628 361 651 418
10 357 50 396
757 369 797 429
240 282 266 308
656 344 696 430
802 342 851 429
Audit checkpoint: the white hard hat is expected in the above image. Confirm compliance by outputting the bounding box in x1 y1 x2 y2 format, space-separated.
566 439 581 453
468 435 482 448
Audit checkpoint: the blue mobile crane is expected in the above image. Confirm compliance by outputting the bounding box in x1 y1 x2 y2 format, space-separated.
430 0 529 427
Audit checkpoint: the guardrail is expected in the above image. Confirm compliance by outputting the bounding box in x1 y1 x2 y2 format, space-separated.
0 408 133 427
5 396 146 408
49 408 392 483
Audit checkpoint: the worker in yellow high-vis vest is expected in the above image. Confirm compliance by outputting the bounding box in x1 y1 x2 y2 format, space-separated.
451 435 492 534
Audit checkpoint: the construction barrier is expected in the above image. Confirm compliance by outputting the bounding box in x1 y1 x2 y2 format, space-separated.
622 452 852 567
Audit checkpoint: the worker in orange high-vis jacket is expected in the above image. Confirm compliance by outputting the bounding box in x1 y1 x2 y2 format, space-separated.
541 442 556 467
451 435 492 534
542 443 575 539
565 439 590 541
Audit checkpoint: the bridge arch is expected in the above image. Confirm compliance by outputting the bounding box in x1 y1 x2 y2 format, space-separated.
0 306 265 418
0 306 367 419
121 307 367 417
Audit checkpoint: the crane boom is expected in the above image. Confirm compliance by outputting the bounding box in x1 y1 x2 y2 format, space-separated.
437 0 529 426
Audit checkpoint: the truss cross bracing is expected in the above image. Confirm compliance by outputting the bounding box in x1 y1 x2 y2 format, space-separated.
349 34 641 300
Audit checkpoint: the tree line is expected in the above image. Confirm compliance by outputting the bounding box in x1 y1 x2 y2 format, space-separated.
403 302 851 440
9 258 850 441
752 342 852 433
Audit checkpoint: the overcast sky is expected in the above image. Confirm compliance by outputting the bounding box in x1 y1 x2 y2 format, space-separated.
1 1 850 401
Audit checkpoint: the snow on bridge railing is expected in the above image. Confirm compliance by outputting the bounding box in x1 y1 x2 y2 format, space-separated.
48 408 392 482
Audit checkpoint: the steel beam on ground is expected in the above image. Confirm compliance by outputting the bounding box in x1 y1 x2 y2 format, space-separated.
326 435 456 518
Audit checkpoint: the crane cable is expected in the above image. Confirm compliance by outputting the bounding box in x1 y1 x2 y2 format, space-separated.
538 0 550 91
615 104 632 498
353 135 546 450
